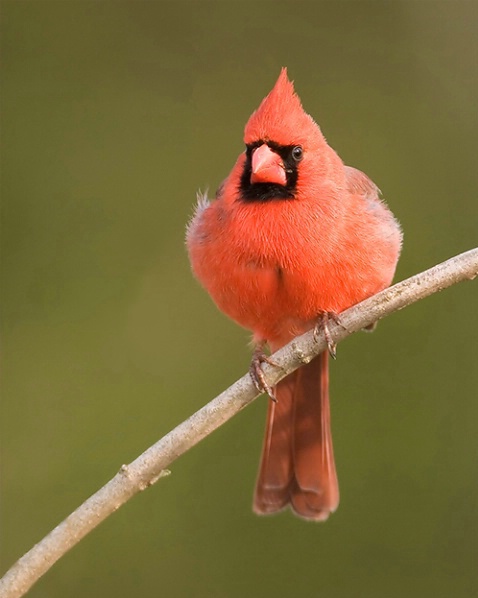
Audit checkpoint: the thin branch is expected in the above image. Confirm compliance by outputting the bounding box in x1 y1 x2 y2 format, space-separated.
1 248 477 598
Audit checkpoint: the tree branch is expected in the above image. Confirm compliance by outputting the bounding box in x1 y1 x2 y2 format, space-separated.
1 248 477 598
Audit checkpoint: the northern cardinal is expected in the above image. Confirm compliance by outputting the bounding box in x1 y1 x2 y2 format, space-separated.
186 69 402 521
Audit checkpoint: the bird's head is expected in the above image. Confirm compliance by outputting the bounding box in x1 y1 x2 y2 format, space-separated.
233 68 337 204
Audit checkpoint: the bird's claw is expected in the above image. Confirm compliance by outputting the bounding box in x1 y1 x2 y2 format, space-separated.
313 312 343 359
249 347 280 402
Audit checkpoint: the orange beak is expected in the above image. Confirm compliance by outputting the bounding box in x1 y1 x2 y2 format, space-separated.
250 144 287 186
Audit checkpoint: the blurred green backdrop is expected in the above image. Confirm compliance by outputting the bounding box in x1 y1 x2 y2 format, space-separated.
2 2 477 597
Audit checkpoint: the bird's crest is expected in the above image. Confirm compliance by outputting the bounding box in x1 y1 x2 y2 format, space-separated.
244 68 324 148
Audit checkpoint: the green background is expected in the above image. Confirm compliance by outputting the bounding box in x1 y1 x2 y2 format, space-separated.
2 2 477 597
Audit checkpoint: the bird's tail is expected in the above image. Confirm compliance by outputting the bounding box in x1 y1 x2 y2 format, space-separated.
253 351 339 521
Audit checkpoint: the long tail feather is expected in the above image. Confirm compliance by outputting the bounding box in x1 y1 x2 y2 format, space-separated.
253 371 296 514
253 352 339 521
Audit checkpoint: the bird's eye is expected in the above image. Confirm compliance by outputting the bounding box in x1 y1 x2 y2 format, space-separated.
291 146 303 161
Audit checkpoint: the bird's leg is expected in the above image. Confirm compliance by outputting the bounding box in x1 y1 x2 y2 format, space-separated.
313 311 343 359
249 343 281 402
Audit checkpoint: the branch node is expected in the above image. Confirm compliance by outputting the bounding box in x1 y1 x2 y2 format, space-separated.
137 469 171 491
292 342 312 364
119 464 132 479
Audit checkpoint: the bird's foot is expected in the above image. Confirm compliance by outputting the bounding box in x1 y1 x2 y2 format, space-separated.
313 312 343 359
249 345 281 402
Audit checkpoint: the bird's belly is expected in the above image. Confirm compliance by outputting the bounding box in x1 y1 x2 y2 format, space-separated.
209 260 288 339
189 204 398 342
206 260 333 341
204 253 390 342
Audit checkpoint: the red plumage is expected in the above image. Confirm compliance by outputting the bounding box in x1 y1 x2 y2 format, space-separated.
187 69 402 520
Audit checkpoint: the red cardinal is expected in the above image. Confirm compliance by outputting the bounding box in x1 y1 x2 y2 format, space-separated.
186 69 402 521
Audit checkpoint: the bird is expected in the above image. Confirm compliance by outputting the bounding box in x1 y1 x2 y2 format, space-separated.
186 68 402 521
